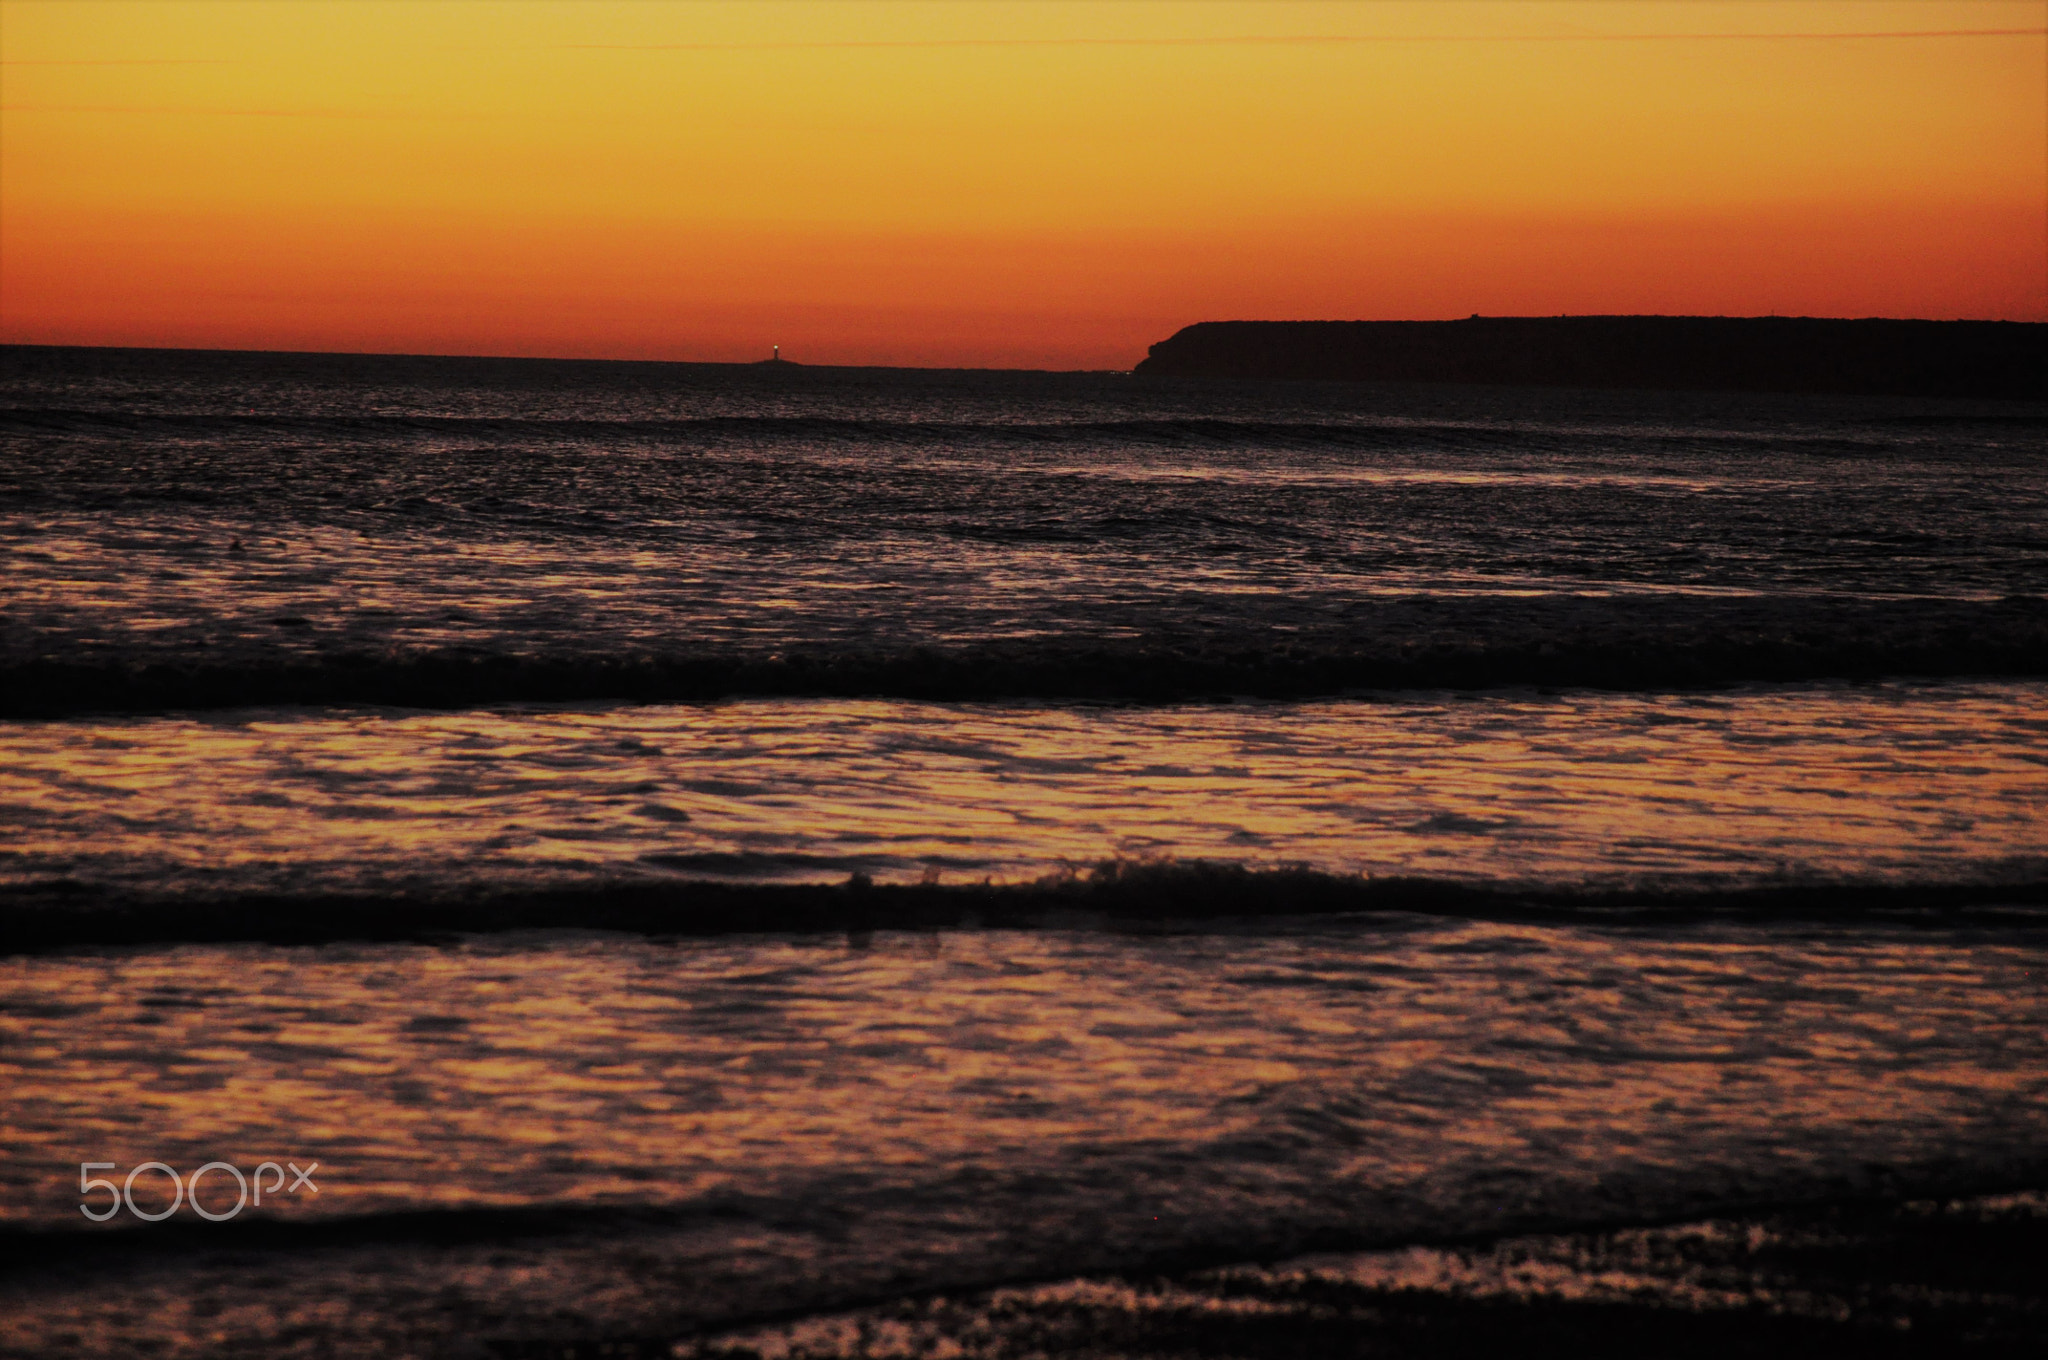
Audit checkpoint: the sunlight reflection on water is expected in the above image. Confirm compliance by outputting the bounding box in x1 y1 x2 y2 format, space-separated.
3 920 2042 1229
2 681 2041 896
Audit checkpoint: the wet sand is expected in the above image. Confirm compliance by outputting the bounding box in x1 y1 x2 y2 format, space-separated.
661 1193 2046 1360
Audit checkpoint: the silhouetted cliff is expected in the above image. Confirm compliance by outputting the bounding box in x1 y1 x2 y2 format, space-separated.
1132 317 2046 399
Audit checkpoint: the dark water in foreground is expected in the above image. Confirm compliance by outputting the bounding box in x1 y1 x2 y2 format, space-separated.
2 921 2043 1356
1 347 2044 1355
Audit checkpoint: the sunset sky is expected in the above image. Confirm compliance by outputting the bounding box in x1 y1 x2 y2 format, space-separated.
2 1 2043 368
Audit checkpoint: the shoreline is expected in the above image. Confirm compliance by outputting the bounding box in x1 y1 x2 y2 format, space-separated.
670 1190 2048 1360
6 1189 2040 1357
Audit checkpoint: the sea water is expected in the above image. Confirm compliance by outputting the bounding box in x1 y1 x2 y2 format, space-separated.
1 347 2043 1356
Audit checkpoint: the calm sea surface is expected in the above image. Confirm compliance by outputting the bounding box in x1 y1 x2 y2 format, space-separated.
1 347 2044 1356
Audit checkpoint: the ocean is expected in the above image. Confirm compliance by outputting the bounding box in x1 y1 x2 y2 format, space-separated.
1 345 2044 1357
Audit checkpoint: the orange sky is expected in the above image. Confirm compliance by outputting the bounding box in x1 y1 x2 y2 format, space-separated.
3 1 2044 368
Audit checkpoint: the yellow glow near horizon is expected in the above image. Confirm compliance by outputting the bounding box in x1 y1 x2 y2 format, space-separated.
3 1 2043 366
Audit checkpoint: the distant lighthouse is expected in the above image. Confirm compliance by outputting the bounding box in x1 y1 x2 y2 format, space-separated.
771 345 781 363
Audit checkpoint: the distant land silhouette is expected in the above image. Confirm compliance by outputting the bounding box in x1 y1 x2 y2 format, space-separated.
1133 316 2047 398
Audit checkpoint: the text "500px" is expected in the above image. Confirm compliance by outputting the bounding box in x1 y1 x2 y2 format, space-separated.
80 1161 319 1222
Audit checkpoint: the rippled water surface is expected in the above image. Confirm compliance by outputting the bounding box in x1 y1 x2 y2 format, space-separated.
2 682 2042 898
6 349 2045 706
2 920 2042 1333
3 348 2045 1357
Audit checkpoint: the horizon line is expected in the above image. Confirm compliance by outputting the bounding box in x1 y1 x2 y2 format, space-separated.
8 313 2044 377
0 339 1121 374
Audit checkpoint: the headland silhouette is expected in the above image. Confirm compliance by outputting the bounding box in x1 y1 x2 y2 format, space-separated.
1134 316 2047 398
